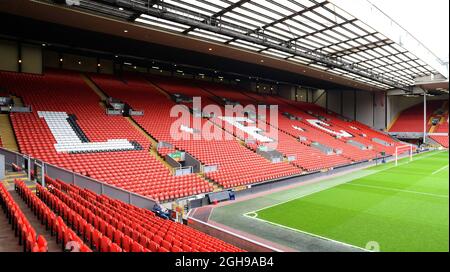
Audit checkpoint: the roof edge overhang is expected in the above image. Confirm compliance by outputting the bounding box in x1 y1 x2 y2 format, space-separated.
0 0 384 92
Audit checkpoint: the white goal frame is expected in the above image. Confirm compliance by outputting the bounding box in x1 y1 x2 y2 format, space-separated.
395 144 414 166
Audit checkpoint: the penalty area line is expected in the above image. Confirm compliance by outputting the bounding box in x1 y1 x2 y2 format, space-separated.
432 165 449 175
242 213 371 252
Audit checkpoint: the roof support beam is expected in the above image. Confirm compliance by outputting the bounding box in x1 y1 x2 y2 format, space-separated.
329 0 448 79
113 0 410 90
182 0 251 34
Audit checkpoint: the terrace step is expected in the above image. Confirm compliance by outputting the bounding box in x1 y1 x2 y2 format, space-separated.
0 204 22 252
10 190 62 252
0 114 19 152
81 74 108 100
144 78 172 100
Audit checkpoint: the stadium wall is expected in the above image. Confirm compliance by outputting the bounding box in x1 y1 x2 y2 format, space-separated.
313 89 327 108
43 49 113 74
327 90 341 114
0 39 42 74
279 86 314 103
342 90 356 120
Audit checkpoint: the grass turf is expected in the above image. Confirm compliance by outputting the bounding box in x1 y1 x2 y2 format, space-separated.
254 151 449 252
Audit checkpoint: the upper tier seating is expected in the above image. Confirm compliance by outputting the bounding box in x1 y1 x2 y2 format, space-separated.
197 82 383 163
148 76 399 166
43 176 244 252
0 70 213 202
89 73 301 187
158 79 354 171
270 96 402 155
389 100 444 132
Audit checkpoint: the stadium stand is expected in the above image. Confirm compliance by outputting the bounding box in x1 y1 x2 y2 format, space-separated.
40 176 244 252
0 68 426 200
149 75 400 159
0 183 47 252
389 100 444 132
89 73 301 186
197 82 386 162
0 70 213 202
0 68 443 202
14 180 91 252
389 100 448 148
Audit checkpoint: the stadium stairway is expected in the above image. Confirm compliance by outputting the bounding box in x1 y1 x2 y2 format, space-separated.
0 212 23 252
1 170 62 252
126 107 225 193
82 74 172 171
0 114 19 152
83 74 225 194
143 78 172 100
0 171 28 252
81 74 108 100
1 171 28 191
125 116 174 169
81 74 110 110
9 189 61 252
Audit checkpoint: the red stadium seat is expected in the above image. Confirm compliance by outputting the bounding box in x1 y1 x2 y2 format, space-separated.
131 241 144 252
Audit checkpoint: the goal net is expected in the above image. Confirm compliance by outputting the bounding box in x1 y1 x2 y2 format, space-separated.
394 144 414 166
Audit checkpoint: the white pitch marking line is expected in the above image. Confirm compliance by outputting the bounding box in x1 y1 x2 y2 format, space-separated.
432 165 449 175
239 150 447 252
342 183 448 198
245 150 446 215
242 213 370 252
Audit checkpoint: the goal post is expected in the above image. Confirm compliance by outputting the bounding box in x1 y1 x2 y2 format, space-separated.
395 144 414 166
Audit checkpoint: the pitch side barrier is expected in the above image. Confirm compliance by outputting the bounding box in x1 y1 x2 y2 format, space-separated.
187 215 282 252
0 147 157 210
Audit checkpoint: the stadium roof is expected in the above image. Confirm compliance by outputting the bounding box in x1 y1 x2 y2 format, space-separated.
2 0 448 92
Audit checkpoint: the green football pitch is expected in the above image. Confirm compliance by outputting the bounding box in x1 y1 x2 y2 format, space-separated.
247 150 449 252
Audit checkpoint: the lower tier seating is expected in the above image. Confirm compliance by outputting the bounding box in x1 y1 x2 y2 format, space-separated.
43 176 244 252
14 180 92 252
0 183 47 252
